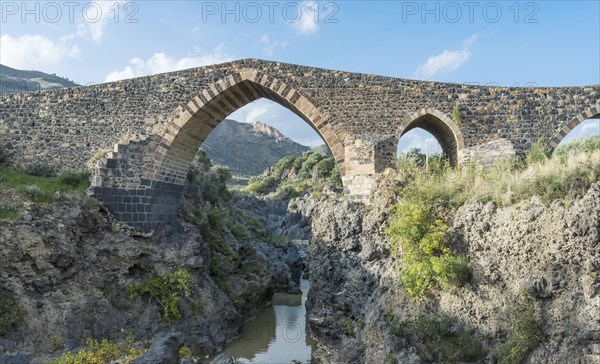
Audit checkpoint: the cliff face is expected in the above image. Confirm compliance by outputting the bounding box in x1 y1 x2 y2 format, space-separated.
0 193 303 362
304 180 600 363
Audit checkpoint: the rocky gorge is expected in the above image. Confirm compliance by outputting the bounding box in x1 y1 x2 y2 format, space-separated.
1 141 599 363
0 152 307 363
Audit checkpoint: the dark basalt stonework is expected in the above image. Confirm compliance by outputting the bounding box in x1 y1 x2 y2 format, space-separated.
1 58 598 230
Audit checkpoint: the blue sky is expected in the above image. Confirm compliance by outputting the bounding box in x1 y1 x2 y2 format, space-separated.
1 0 599 151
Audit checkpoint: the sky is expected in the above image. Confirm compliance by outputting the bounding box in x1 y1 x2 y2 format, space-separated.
1 0 599 152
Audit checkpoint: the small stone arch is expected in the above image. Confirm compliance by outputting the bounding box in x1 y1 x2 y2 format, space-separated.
398 108 465 165
145 69 345 186
548 104 600 150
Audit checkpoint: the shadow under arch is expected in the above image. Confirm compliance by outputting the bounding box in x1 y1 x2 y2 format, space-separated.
145 70 345 185
548 104 600 150
399 108 465 166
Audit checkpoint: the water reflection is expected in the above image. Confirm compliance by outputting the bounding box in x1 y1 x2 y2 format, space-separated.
220 279 315 363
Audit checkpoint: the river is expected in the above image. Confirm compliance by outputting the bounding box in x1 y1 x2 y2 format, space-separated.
213 279 316 363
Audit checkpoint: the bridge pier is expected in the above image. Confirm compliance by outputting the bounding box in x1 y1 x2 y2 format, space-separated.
342 136 396 202
91 180 184 231
89 139 186 230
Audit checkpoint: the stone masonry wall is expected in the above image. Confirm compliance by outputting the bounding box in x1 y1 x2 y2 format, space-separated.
1 59 598 174
0 59 598 229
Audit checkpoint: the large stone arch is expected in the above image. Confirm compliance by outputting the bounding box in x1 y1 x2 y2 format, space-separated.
548 104 600 149
90 69 348 230
145 69 345 186
398 108 465 165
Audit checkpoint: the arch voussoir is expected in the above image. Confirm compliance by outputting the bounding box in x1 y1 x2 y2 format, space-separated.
397 108 465 165
548 104 600 149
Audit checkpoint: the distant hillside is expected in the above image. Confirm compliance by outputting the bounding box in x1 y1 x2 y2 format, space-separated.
311 144 333 157
201 119 311 177
0 64 78 94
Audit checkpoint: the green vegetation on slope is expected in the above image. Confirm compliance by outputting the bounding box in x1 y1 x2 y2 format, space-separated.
387 202 470 298
245 151 342 198
128 268 194 322
494 294 543 364
0 64 77 94
395 136 600 209
388 136 599 299
180 150 287 293
385 311 484 362
0 164 90 219
0 294 25 335
45 337 146 364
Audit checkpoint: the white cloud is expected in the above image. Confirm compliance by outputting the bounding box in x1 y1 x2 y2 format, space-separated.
0 34 80 70
244 103 270 123
290 1 319 35
260 34 288 56
414 34 478 79
105 45 232 82
581 120 600 133
76 1 125 43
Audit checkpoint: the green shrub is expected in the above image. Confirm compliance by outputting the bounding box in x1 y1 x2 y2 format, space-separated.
386 313 484 362
26 184 43 200
494 294 542 364
451 105 464 125
209 257 229 291
387 202 470 297
328 165 343 189
0 200 19 220
48 334 65 352
341 319 355 337
385 353 398 363
246 175 277 194
526 141 549 165
226 220 249 240
179 346 192 358
128 268 193 321
273 155 295 178
242 213 268 239
244 152 343 197
58 169 90 187
207 208 227 232
215 166 231 184
316 157 335 178
25 161 54 177
0 295 25 335
46 336 146 364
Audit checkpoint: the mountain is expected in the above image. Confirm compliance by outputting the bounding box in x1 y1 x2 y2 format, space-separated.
0 64 78 94
201 119 311 177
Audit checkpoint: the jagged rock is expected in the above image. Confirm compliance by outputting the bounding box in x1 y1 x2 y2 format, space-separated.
131 332 183 364
208 352 237 363
305 181 600 363
201 119 309 177
0 193 303 360
0 352 28 364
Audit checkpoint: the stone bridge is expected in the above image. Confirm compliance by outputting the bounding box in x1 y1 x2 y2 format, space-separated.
0 59 598 230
